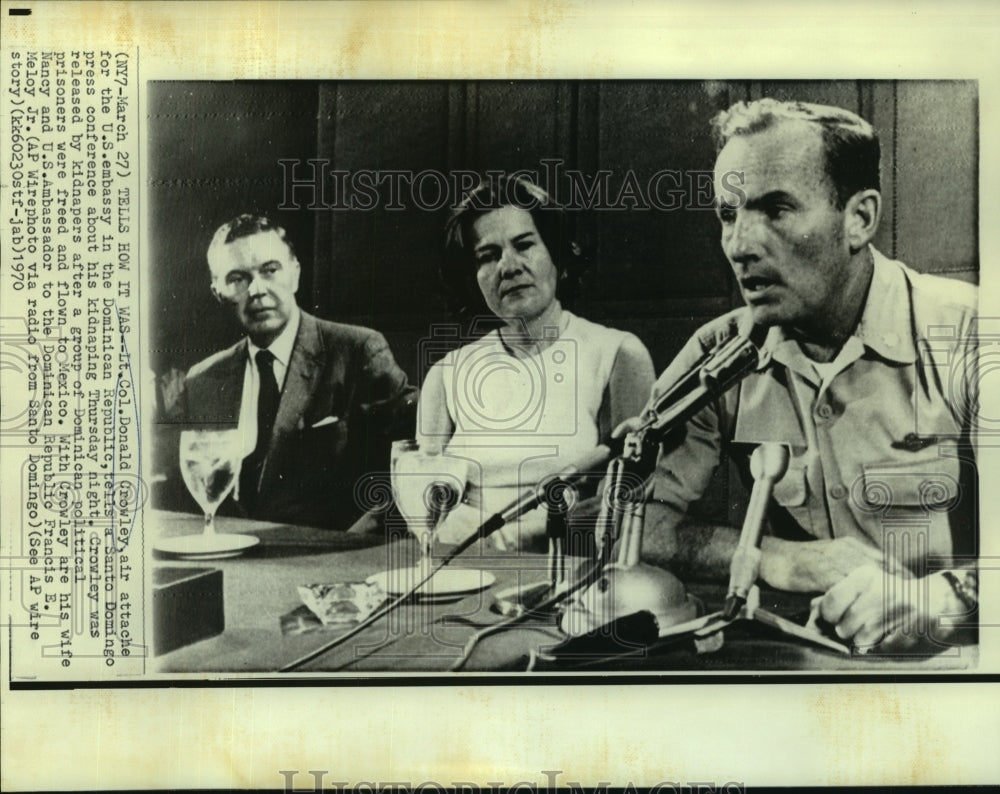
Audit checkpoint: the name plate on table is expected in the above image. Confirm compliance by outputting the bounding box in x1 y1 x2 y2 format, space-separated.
153 567 225 655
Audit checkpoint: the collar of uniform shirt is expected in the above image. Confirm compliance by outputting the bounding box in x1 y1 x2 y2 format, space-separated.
759 245 918 373
246 304 301 390
852 246 919 364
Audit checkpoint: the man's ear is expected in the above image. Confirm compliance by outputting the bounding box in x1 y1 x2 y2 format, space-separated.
290 256 301 294
210 283 223 304
844 189 882 253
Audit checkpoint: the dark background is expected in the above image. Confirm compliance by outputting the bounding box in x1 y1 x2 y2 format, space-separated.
148 79 978 525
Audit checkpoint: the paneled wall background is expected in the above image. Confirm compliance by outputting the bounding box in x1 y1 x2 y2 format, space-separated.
148 80 978 525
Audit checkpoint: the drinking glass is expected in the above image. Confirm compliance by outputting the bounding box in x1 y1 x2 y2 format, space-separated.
155 428 259 557
365 440 495 605
390 440 467 580
179 428 242 535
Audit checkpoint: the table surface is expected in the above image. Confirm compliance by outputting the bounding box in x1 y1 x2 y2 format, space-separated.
150 511 976 675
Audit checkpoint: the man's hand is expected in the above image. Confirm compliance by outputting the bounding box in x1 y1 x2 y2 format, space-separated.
759 535 905 593
611 415 643 439
817 566 967 653
157 366 186 419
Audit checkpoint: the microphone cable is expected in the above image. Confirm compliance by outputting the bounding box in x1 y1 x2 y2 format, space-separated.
448 558 607 672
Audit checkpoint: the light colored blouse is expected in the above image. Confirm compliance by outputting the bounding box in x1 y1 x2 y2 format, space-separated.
418 311 655 550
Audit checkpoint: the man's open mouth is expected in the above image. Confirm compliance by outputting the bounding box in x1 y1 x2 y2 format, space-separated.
741 277 777 295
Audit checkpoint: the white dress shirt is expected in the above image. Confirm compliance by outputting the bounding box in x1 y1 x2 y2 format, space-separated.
236 307 300 458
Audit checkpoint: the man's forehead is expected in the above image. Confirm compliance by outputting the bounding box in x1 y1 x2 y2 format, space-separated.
713 120 826 189
210 229 294 273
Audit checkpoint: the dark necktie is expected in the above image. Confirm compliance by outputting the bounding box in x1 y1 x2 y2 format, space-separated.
239 349 280 506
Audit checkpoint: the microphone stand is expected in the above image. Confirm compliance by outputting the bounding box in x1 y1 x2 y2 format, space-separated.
708 443 848 653
559 328 766 638
490 483 572 618
560 438 701 637
280 500 492 672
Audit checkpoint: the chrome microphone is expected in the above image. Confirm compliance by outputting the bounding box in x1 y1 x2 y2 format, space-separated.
723 443 790 620
639 323 769 447
490 443 616 529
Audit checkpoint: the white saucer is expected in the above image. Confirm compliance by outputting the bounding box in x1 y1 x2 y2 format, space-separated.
367 567 496 601
154 532 260 560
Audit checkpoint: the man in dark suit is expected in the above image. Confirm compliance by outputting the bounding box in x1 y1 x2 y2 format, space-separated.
165 214 417 531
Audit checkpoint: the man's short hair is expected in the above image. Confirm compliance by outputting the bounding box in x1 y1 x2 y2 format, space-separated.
711 98 881 209
206 213 297 274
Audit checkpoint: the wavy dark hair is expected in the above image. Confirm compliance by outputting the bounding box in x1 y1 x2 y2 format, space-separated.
441 174 587 321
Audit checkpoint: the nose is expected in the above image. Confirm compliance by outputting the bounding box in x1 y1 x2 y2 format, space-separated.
723 210 762 268
498 245 523 278
247 271 268 297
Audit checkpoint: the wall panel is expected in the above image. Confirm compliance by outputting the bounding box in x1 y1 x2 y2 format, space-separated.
895 81 978 281
148 81 318 372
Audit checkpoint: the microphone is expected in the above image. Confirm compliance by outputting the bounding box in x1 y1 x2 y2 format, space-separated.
487 443 617 530
723 443 790 620
701 322 769 388
640 323 769 445
474 324 769 545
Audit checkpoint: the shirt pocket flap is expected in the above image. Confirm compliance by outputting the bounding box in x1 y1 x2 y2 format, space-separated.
772 463 808 507
859 460 960 510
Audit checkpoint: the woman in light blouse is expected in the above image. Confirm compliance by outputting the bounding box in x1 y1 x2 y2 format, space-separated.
418 175 655 551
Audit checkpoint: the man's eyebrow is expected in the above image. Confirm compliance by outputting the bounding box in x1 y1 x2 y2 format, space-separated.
744 190 797 209
244 259 282 269
715 190 797 212
224 259 281 275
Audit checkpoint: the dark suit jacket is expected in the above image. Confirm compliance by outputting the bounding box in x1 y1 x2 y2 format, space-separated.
160 311 417 530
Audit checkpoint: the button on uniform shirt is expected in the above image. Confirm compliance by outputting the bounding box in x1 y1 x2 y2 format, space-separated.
649 248 979 571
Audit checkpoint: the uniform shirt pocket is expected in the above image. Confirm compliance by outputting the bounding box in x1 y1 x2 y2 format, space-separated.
856 458 960 514
855 456 961 565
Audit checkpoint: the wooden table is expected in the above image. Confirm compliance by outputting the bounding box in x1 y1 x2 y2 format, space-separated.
151 512 976 675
